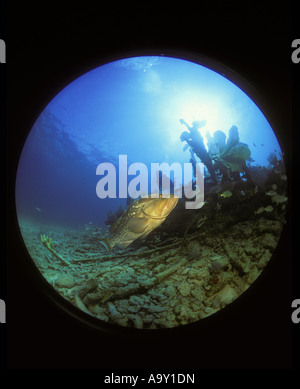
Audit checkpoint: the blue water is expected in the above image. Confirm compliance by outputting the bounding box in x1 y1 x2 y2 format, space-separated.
15 56 283 227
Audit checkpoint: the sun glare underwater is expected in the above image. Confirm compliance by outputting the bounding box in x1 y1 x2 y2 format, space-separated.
15 55 288 330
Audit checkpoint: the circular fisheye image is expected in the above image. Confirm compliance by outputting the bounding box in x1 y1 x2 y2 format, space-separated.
15 55 287 330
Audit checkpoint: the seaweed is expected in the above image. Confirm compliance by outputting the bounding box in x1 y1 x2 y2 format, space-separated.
209 127 252 183
180 119 252 184
40 234 70 266
104 205 125 226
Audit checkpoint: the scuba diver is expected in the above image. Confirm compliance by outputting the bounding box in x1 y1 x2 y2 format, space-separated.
180 119 217 184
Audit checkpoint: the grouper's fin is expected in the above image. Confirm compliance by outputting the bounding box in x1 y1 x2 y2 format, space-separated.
99 238 113 253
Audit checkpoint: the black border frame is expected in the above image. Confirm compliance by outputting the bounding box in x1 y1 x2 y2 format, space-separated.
4 0 295 370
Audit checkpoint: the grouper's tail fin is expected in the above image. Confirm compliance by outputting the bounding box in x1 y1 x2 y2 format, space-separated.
99 238 113 253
